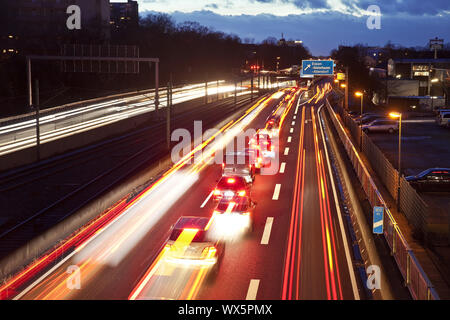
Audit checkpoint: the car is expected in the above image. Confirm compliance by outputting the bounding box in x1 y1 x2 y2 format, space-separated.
357 115 385 125
265 116 280 136
348 111 359 118
213 176 252 201
212 196 256 234
436 111 450 127
354 112 378 121
164 216 224 268
222 150 255 182
405 168 450 192
249 131 274 170
362 119 399 133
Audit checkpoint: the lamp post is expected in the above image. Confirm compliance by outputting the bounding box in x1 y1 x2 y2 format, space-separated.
431 77 449 106
389 112 403 210
355 91 364 151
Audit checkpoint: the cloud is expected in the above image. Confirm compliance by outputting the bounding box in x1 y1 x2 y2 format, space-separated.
343 0 450 16
141 9 450 56
134 0 450 17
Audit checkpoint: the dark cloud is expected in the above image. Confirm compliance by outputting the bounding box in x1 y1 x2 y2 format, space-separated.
290 0 330 10
345 0 450 16
205 3 219 9
143 9 450 56
253 0 450 15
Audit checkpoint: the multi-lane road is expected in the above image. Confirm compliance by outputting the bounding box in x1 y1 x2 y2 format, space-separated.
0 82 363 300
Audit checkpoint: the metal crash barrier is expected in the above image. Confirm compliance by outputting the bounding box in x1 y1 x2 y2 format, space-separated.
325 99 439 300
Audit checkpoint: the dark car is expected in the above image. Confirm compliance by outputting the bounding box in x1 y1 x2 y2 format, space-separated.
213 196 256 232
406 168 450 192
213 176 252 201
348 111 359 118
355 114 384 125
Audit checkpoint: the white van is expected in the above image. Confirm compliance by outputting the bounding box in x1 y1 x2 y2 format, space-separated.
436 110 450 127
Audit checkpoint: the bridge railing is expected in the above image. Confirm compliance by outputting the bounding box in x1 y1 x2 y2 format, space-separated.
325 98 439 300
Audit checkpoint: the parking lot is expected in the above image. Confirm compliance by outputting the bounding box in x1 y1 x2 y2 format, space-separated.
368 115 450 231
368 117 450 177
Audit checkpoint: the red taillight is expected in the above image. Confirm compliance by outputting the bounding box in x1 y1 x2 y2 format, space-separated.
227 178 236 184
238 190 246 197
214 189 221 196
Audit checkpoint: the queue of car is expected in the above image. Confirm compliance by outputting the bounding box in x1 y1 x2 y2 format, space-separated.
160 115 278 272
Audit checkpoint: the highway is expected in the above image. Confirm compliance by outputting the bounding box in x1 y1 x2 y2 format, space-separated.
0 83 361 300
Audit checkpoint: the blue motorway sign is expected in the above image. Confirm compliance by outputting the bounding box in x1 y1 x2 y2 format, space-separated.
373 206 384 234
302 60 334 76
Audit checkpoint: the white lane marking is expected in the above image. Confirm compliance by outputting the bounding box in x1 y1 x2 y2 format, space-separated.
317 104 360 300
293 115 297 120
284 147 289 156
246 279 260 300
272 184 281 200
290 128 294 133
292 121 296 126
280 162 286 173
200 190 214 208
287 136 292 143
261 217 274 245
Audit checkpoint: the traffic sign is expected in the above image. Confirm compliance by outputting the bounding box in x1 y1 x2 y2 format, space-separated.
373 206 384 234
302 60 334 76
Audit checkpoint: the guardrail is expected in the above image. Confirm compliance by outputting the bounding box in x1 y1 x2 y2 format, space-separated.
325 98 439 300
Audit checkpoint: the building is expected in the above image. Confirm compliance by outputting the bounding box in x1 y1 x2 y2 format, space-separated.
278 35 303 48
0 0 110 58
110 0 139 31
387 58 450 108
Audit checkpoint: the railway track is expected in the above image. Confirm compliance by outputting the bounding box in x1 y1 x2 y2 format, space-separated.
0 94 257 259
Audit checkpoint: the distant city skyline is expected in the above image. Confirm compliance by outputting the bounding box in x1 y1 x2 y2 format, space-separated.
109 0 450 56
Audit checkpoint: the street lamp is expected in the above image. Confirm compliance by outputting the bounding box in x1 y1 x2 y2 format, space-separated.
389 112 403 210
430 77 448 105
355 91 364 151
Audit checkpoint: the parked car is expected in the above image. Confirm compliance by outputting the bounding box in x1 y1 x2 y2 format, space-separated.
436 111 450 127
348 111 359 118
354 113 382 124
362 119 399 133
354 112 378 120
406 168 450 192
359 115 385 125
